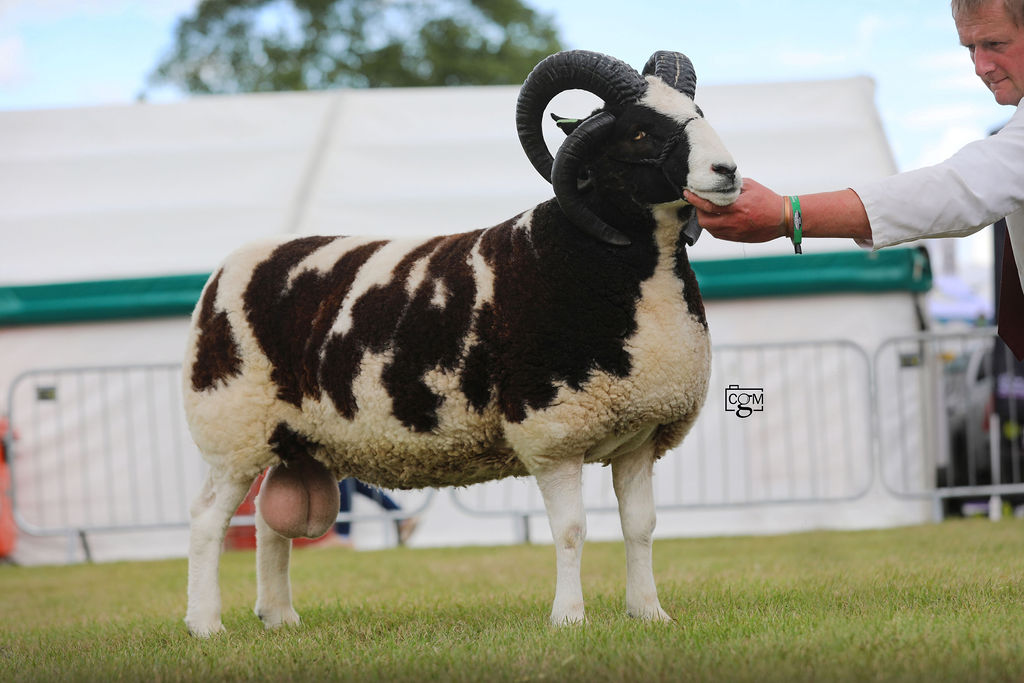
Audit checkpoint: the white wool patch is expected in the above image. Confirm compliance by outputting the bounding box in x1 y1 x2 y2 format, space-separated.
650 203 687 232
587 422 659 462
183 369 293 474
512 209 535 243
640 77 700 124
469 237 495 309
286 235 380 288
430 279 448 308
406 256 430 298
333 350 407 438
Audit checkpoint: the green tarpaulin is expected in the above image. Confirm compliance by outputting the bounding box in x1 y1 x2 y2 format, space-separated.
0 248 930 327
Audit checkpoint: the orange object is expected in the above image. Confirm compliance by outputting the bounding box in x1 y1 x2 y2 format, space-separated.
223 470 332 550
0 417 17 558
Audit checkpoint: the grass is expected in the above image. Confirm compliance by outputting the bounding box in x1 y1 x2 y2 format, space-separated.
3 520 1024 682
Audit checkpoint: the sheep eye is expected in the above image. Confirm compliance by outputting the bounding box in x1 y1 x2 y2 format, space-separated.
632 129 647 141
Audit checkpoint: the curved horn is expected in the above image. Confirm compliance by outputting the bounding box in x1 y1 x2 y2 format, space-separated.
516 50 647 182
550 112 631 246
642 51 696 99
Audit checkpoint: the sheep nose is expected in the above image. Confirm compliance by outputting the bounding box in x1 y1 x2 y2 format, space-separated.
712 162 737 178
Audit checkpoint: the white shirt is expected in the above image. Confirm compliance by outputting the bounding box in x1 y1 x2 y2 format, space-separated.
853 98 1024 289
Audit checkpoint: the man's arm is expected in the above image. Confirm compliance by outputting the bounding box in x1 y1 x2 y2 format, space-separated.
684 179 872 244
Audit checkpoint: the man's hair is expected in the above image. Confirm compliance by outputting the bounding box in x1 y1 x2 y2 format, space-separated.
952 0 1024 28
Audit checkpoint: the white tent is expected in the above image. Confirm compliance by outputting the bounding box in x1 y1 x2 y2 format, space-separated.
1 77 894 286
0 77 934 565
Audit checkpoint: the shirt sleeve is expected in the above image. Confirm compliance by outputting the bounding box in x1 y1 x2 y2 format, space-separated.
853 104 1024 250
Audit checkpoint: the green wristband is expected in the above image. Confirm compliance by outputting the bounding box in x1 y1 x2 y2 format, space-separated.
789 195 803 254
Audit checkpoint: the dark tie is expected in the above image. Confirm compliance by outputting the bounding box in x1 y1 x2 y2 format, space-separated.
998 231 1024 361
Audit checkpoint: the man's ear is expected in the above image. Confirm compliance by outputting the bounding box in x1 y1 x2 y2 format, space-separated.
550 113 582 136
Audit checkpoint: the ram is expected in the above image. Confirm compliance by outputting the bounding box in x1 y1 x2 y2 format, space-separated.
183 49 741 637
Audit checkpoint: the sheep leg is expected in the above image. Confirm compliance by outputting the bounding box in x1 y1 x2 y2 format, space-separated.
533 455 587 625
184 470 254 637
612 443 672 622
253 488 301 630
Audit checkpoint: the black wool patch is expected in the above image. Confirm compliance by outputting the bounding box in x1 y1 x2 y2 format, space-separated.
268 422 316 462
673 232 707 329
243 236 386 408
319 237 446 426
478 200 658 423
461 308 495 414
380 231 481 432
191 269 243 392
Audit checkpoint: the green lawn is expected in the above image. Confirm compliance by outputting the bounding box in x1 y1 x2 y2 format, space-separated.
3 519 1024 682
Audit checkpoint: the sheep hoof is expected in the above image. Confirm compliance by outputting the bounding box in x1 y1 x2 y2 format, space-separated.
255 604 301 630
628 604 673 623
185 617 225 638
549 605 586 627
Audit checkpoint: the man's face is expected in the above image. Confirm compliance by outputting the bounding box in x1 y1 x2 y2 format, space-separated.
957 0 1024 105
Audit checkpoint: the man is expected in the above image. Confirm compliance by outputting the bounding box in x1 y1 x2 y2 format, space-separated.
684 0 1024 355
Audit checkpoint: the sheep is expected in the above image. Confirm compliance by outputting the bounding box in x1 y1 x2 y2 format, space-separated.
182 49 741 637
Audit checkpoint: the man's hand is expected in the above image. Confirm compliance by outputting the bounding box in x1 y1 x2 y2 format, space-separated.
684 178 787 244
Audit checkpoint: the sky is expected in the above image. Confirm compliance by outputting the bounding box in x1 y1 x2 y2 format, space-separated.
0 0 1013 272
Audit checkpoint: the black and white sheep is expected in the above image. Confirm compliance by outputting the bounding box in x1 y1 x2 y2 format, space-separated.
183 49 741 637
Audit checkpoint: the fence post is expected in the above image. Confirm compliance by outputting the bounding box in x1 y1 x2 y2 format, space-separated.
519 515 531 544
989 413 1003 522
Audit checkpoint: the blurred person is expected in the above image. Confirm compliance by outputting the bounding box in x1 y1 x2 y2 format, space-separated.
312 478 419 548
0 417 16 558
684 0 1024 358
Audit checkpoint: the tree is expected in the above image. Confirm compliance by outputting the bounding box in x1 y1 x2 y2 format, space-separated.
146 0 564 95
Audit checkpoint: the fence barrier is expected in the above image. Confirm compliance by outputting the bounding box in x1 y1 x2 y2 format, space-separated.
452 339 875 520
873 328 1024 516
3 364 431 560
4 331 1022 562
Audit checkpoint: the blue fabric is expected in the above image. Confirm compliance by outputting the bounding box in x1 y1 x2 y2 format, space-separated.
334 478 400 536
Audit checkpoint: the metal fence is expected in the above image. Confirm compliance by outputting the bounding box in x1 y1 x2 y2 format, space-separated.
3 364 432 560
452 339 876 519
3 331 1022 562
5 364 197 538
874 328 1024 516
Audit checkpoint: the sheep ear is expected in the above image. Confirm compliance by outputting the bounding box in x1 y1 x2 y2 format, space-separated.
551 113 582 135
517 50 647 182
551 111 631 246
